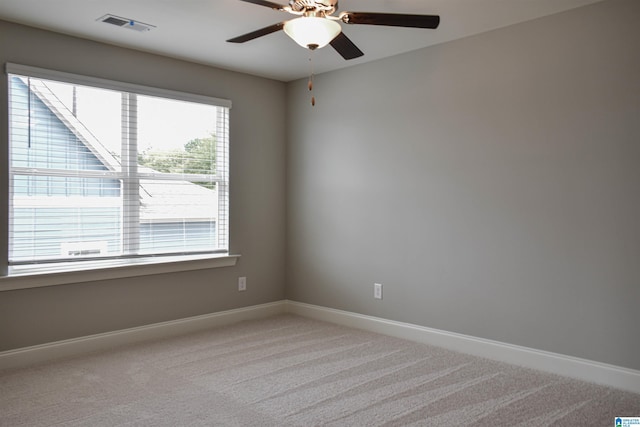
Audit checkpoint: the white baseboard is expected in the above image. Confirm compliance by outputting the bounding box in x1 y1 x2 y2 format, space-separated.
285 300 640 394
0 301 286 371
3 299 639 394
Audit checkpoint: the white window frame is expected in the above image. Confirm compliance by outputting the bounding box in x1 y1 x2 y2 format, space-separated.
1 63 237 290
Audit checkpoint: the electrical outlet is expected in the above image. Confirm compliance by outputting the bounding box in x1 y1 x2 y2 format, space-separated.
238 276 247 292
374 283 382 300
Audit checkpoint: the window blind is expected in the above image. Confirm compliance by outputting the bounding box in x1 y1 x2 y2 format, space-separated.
7 64 230 265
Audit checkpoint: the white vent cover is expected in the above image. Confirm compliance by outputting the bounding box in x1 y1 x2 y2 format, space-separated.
97 14 155 32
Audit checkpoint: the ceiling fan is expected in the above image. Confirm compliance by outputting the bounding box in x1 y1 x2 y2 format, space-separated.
227 0 440 60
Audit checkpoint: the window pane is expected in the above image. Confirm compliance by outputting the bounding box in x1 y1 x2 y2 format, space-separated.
137 95 218 177
11 177 122 262
135 95 220 253
9 76 122 173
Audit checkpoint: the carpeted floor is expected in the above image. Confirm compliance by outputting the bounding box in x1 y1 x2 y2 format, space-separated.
1 314 639 426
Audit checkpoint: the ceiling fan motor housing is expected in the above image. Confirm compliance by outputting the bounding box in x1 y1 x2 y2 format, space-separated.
289 0 336 15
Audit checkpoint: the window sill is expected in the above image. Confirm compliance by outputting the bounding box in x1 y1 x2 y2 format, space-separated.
0 254 240 292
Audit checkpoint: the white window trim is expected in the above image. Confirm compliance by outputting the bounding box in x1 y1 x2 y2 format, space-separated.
0 254 240 291
3 63 236 284
5 63 232 108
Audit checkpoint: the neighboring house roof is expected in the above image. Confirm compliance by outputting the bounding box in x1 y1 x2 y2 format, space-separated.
140 176 217 223
18 77 217 223
19 77 121 171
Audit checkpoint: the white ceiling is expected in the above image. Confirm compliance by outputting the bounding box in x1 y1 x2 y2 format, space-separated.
0 0 604 82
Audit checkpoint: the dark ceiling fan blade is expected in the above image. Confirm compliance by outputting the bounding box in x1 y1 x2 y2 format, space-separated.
330 32 364 60
341 12 440 29
236 0 287 11
226 22 286 43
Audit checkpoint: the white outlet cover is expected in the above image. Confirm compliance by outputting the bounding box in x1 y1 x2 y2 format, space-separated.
374 283 382 299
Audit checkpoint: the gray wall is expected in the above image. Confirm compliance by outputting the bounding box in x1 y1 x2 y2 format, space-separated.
0 20 287 350
286 0 640 370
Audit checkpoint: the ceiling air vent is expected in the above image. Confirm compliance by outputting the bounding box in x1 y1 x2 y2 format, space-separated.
97 14 155 32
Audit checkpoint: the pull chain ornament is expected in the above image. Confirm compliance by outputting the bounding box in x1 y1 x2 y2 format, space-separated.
308 50 315 106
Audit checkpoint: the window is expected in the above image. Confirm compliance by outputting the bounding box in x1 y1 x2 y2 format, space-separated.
6 64 230 271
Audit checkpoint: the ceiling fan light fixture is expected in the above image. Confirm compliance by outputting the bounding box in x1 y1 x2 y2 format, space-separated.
283 17 341 50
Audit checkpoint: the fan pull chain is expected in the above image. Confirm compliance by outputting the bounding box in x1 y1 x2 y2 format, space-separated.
308 50 315 106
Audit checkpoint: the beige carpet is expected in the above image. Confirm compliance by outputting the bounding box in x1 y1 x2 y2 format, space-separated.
1 314 639 426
